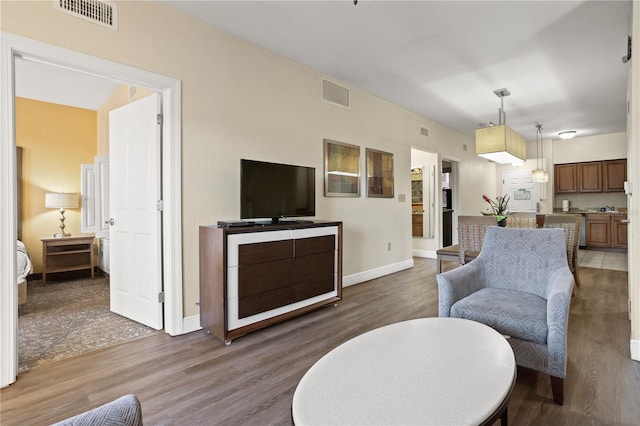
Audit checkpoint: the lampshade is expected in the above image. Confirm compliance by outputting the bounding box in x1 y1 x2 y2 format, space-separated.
532 169 549 183
475 124 526 164
45 192 79 209
558 131 577 140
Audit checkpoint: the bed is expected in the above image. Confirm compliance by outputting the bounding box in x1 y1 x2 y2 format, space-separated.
17 240 31 305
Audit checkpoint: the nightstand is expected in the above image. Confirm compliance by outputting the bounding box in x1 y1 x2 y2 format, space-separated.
41 236 95 284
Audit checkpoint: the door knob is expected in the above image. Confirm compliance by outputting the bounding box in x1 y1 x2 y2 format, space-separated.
105 218 115 226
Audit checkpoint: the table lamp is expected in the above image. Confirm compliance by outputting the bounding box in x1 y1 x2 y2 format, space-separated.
45 192 79 238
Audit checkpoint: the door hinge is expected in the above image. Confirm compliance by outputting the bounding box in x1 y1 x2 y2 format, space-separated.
157 114 163 125
158 292 165 303
157 200 164 211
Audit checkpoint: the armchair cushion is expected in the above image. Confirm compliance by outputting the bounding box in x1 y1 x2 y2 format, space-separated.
450 288 547 345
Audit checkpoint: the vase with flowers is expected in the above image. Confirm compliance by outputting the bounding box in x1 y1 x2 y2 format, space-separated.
481 194 510 226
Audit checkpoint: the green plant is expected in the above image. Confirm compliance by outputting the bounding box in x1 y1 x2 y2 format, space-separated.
481 194 510 220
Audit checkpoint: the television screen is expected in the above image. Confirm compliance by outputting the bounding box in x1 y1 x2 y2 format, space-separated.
240 159 316 222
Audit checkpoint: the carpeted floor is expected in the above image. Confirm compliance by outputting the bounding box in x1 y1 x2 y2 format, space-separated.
18 276 159 372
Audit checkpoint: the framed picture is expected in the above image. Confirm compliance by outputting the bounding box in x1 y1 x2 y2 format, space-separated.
324 139 360 197
366 148 394 198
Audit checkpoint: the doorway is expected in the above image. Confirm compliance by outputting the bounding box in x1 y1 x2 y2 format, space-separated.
1 32 183 387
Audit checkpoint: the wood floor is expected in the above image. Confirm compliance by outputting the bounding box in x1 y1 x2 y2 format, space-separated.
2 258 639 425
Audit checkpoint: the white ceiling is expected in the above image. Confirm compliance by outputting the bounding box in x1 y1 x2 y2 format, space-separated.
158 0 632 141
16 1 632 142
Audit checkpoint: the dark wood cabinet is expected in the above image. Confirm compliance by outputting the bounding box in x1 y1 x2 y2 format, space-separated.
199 221 342 344
612 215 628 248
555 159 626 195
603 159 627 192
585 213 611 248
578 162 603 193
554 163 577 193
585 213 627 249
412 212 423 237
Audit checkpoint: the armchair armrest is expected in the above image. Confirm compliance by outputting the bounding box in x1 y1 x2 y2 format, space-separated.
545 267 574 378
436 260 485 317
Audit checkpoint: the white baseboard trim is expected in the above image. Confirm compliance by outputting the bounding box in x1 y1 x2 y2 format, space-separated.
181 259 415 333
181 314 202 335
631 339 640 361
412 249 436 259
343 258 414 288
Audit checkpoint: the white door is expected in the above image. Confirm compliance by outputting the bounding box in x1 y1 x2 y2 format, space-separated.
502 170 540 212
109 93 163 329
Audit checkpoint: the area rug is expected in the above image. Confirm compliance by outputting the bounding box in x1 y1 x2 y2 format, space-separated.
18 276 159 372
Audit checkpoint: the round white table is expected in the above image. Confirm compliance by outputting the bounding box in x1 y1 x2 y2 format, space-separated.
292 317 516 425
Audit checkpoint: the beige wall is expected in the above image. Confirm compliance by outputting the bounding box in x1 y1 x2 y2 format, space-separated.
552 132 627 163
1 1 498 318
16 97 97 273
97 84 155 156
552 132 628 210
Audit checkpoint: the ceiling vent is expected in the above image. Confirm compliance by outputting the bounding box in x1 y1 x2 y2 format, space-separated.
322 78 350 109
54 0 118 31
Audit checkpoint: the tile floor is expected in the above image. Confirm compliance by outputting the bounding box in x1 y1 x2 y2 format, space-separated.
578 249 628 272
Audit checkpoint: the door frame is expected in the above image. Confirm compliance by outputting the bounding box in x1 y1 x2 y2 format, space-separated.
1 32 184 387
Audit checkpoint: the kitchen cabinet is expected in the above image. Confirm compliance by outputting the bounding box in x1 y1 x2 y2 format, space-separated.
585 213 627 249
585 214 610 247
577 162 602 193
555 159 626 194
612 214 628 248
412 209 423 237
554 163 577 193
603 159 627 192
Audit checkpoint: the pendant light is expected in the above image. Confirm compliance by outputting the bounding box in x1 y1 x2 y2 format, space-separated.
531 123 548 183
475 88 526 164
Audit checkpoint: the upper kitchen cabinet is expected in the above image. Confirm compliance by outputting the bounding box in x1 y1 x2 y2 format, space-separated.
554 163 578 193
603 159 627 192
555 159 626 194
578 161 603 193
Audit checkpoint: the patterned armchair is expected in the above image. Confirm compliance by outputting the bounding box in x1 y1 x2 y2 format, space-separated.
437 227 574 404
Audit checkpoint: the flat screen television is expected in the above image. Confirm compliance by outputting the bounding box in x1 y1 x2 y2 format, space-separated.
240 159 316 223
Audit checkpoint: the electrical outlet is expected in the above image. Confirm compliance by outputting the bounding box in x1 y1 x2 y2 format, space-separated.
387 242 391 251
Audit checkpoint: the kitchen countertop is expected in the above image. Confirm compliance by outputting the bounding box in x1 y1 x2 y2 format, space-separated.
552 208 627 215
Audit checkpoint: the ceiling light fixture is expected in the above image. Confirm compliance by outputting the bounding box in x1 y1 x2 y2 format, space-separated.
532 124 549 183
475 88 526 164
558 131 577 140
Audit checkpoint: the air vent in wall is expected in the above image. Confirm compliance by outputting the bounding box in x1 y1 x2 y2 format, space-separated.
420 127 429 137
54 0 118 30
322 78 350 109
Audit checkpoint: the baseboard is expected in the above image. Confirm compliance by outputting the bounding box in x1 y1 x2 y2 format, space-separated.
412 249 436 259
343 258 414 287
182 259 414 332
182 314 202 334
631 339 640 361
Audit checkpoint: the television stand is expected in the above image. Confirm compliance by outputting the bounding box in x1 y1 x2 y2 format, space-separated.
199 221 342 344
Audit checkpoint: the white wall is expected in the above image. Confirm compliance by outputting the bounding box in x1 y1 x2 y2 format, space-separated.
0 1 498 316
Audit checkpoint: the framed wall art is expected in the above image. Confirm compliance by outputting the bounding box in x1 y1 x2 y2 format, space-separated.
324 139 360 197
366 148 394 198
